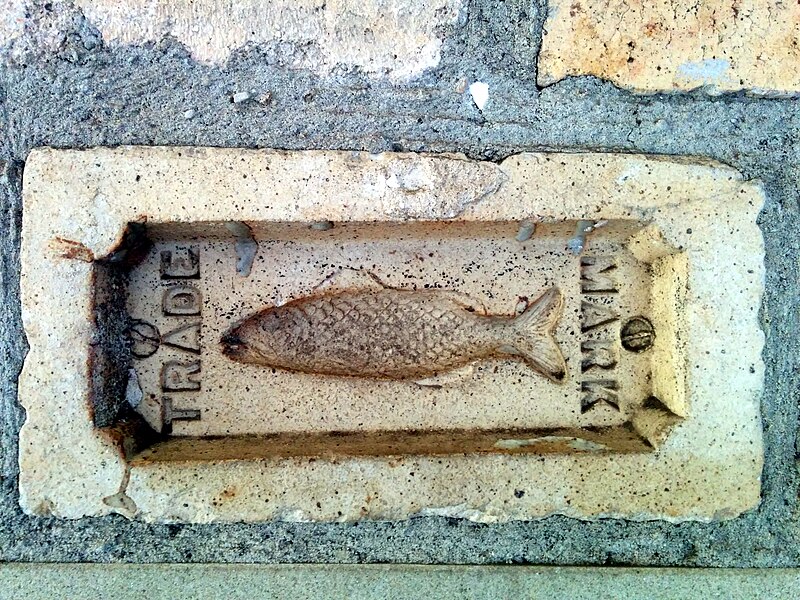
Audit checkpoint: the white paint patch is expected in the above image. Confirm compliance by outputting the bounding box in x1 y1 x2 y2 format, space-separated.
275 508 313 522
417 503 502 523
676 59 733 88
616 163 643 185
469 81 489 110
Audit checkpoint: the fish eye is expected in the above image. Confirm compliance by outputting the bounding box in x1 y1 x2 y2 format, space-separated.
260 313 282 333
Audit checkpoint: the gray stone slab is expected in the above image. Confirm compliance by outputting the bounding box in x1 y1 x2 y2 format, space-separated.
1 565 798 600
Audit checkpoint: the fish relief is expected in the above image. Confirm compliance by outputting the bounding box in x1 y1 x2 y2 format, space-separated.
221 270 567 383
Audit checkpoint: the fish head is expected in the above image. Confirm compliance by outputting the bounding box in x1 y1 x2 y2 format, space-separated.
220 310 286 365
220 319 266 364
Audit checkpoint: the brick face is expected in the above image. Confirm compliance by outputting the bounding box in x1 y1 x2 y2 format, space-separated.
15 0 463 79
538 0 800 95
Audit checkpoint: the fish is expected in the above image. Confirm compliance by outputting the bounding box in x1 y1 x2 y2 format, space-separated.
221 276 566 383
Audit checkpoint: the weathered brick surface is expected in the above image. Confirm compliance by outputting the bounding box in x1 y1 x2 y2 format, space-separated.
538 0 800 95
2 0 463 79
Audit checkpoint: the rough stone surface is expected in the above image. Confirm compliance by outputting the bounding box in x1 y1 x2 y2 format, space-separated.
0 0 797 567
539 0 800 95
20 148 763 523
2 0 463 80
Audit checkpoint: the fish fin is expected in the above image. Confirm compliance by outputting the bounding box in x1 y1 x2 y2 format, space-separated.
311 268 388 295
435 291 488 315
507 287 567 382
414 365 475 388
268 268 385 306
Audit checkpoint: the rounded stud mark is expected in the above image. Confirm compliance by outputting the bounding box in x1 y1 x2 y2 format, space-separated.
129 319 161 358
621 316 655 352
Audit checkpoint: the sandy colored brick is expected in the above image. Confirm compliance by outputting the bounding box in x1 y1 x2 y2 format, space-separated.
538 0 800 95
71 0 462 79
19 148 764 522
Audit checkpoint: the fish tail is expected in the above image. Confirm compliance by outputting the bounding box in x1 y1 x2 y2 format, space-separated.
508 287 566 382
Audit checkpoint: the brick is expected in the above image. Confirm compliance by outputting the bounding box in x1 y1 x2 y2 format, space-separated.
538 0 800 95
19 148 764 522
73 0 462 79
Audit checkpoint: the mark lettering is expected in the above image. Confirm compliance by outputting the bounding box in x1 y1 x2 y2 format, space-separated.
126 244 204 428
161 360 201 392
580 255 618 293
163 284 202 315
580 300 619 332
580 339 618 372
161 397 201 434
162 322 201 354
160 246 200 279
580 255 621 413
581 380 620 412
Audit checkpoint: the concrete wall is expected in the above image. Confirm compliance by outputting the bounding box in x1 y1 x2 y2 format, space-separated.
0 0 798 565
